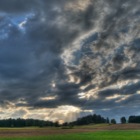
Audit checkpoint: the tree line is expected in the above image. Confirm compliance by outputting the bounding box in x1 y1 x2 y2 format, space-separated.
119 116 140 124
0 118 59 127
0 114 140 127
66 114 117 126
64 115 140 126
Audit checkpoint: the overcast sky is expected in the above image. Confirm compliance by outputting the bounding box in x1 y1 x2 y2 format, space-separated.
0 0 140 122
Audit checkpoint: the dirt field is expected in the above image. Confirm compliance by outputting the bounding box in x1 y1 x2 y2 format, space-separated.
0 123 140 137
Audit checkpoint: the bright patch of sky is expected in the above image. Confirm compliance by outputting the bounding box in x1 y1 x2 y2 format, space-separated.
10 13 35 32
0 12 35 39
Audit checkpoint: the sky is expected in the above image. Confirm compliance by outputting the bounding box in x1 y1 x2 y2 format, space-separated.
0 0 140 123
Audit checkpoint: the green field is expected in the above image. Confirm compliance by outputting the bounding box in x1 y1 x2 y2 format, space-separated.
0 130 140 140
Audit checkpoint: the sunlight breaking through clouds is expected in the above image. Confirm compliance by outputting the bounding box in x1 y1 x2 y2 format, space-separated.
0 0 140 121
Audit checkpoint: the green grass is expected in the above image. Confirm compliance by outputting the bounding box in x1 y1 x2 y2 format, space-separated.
0 130 140 140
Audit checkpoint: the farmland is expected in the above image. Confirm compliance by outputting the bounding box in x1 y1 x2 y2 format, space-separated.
0 124 140 139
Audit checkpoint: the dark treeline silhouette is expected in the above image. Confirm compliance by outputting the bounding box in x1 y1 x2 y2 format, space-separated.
72 114 106 125
66 114 116 126
0 118 58 127
0 114 115 128
1 114 140 127
120 115 140 124
64 115 140 127
128 116 140 123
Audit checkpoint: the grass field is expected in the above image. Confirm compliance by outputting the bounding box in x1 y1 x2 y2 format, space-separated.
0 124 140 140
0 131 140 140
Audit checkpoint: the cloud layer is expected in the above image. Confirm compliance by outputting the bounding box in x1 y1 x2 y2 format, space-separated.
0 0 140 121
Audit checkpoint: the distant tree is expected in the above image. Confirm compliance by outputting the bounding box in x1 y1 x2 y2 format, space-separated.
106 117 110 124
120 117 126 124
128 116 140 123
54 121 59 127
62 122 68 127
111 119 116 124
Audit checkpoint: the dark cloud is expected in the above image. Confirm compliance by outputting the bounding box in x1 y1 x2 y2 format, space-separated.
0 0 140 120
0 0 38 13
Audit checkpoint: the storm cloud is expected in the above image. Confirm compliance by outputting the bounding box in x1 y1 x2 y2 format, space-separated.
0 0 140 121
